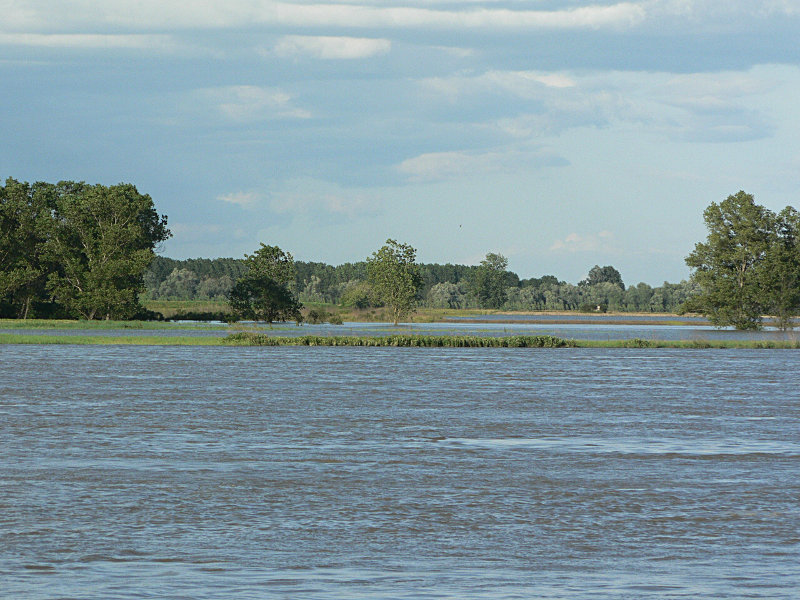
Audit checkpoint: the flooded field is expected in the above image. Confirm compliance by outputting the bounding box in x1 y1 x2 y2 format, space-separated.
1 345 799 598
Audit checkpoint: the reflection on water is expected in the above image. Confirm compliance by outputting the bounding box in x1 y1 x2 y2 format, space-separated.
1 346 799 599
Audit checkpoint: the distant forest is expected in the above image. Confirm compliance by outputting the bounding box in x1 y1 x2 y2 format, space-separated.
145 256 699 313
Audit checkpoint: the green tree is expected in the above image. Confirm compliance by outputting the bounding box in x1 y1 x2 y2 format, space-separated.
339 280 378 309
762 207 800 329
471 252 509 309
367 239 422 325
229 244 302 323
426 281 466 309
0 179 53 318
43 182 170 320
683 191 775 330
580 265 625 290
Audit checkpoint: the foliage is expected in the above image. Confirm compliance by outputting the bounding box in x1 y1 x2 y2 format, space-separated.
366 239 422 325
339 280 379 309
228 244 303 323
683 191 781 329
0 179 52 318
224 332 575 347
1 178 170 320
761 207 800 329
143 254 703 315
580 265 625 290
426 281 466 309
41 182 170 320
229 277 303 323
471 252 510 309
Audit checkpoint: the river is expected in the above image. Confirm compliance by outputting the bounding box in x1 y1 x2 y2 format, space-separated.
1 345 798 598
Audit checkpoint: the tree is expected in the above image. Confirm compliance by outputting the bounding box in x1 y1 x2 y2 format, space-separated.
580 265 625 290
683 191 775 330
367 239 422 325
761 207 800 329
0 179 52 318
228 244 302 323
43 181 171 320
339 280 378 309
471 252 509 309
427 281 466 309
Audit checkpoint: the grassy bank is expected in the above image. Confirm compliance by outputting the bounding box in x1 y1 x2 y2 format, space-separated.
0 318 230 330
3 331 799 349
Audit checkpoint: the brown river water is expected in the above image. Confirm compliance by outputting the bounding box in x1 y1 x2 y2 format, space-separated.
1 344 799 598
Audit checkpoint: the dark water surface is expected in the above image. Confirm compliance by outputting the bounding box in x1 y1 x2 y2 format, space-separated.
2 345 799 599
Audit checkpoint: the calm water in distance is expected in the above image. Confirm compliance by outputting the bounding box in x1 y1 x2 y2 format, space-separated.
1 345 799 599
4 320 800 342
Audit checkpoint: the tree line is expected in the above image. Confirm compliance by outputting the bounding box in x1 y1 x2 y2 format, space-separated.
144 254 700 314
0 178 170 319
3 178 797 329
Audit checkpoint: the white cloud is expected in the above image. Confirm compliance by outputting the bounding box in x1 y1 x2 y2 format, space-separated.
421 70 577 102
273 35 390 60
0 32 176 49
268 179 382 219
201 86 311 121
218 191 261 208
1 1 646 33
397 147 567 182
550 230 618 253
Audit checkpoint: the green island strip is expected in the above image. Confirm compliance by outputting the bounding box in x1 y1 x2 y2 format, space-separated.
2 332 800 349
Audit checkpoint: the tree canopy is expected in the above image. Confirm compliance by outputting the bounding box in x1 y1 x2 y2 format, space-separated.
471 252 510 309
228 244 302 323
1 178 170 319
580 265 625 290
683 191 800 329
367 239 422 325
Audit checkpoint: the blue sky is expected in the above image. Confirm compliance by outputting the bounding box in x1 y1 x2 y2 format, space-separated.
3 1 800 285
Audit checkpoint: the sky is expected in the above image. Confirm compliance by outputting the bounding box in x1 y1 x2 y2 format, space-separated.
3 1 800 285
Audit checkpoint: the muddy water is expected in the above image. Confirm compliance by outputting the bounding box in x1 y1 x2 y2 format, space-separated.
2 345 798 598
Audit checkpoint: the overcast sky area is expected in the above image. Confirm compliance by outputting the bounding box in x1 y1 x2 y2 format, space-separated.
3 1 800 284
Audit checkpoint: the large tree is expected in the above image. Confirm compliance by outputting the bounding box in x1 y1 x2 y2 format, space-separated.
367 239 422 325
43 182 171 320
228 244 302 323
580 265 625 290
761 207 800 329
683 191 776 330
0 179 53 318
471 252 510 309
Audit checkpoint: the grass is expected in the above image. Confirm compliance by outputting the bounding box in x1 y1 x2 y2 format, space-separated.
224 332 575 347
0 318 231 330
141 299 231 319
3 331 798 349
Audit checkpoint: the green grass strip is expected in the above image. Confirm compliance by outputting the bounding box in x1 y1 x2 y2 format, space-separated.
0 318 231 330
2 332 799 349
224 333 576 347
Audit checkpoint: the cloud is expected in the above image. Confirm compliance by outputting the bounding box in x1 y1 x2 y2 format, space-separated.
549 230 618 253
218 191 261 208
1 1 647 33
0 32 176 49
273 35 390 60
268 179 382 220
397 148 568 182
201 86 311 121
